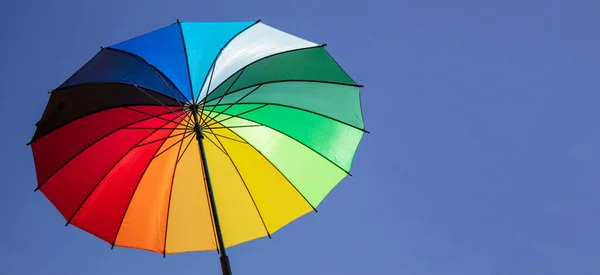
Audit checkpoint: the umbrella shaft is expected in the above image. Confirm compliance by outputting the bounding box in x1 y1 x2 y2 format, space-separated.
195 123 232 275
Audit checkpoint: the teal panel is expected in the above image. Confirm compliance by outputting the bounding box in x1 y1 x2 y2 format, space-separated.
180 22 255 100
206 82 364 129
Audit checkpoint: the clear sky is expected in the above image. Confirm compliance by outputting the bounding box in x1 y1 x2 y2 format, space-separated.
1 0 599 274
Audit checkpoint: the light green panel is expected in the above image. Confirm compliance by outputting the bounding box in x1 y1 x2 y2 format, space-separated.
220 116 349 207
235 105 363 172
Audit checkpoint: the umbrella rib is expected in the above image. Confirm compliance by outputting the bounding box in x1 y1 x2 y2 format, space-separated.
111 123 181 250
124 106 184 124
199 67 246 126
203 131 247 144
154 132 195 160
207 125 262 129
34 109 181 192
176 132 196 163
135 131 191 148
163 117 194 257
125 127 191 130
64 116 182 226
201 84 261 127
205 128 272 239
202 134 227 156
156 71 187 112
211 123 318 213
204 104 267 129
134 85 187 122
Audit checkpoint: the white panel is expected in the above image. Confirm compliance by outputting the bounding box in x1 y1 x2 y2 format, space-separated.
198 23 318 101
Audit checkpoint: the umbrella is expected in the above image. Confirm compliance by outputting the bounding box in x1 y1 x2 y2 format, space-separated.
28 20 367 274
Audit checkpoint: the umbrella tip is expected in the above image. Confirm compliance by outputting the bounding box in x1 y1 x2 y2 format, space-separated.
176 19 181 23
256 19 262 23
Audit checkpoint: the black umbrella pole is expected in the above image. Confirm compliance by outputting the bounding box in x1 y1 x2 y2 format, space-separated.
194 125 232 275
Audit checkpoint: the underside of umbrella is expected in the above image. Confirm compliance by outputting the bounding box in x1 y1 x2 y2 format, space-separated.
29 20 366 274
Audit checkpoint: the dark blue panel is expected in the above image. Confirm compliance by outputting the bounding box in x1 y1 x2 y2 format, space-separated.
109 24 192 101
59 49 186 102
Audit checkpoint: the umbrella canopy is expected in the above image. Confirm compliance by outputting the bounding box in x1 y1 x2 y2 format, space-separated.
29 20 366 274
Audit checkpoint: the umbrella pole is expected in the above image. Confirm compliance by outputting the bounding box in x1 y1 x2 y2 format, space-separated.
193 115 232 275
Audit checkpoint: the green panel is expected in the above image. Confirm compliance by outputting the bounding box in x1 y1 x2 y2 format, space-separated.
206 82 364 129
204 47 357 103
220 116 349 207
232 105 363 172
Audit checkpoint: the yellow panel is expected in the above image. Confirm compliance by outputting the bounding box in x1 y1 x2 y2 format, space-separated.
202 135 268 248
165 135 217 253
114 129 184 252
207 127 313 234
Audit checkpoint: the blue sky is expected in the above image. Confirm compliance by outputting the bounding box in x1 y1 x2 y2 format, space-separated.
1 0 599 274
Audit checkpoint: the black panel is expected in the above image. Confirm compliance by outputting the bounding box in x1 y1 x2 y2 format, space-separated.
31 83 181 142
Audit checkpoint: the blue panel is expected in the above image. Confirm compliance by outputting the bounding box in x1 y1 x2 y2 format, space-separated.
109 24 191 101
59 49 186 102
180 21 254 100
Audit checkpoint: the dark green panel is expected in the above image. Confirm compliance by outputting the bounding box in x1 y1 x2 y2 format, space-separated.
203 46 358 103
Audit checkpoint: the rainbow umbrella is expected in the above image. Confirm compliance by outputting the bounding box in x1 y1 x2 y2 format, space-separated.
29 20 366 274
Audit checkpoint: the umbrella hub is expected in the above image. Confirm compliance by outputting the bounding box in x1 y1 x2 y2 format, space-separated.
187 103 205 140
193 124 204 140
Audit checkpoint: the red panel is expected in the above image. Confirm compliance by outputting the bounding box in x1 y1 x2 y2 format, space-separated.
69 128 172 244
39 129 155 220
31 106 175 184
39 116 181 221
